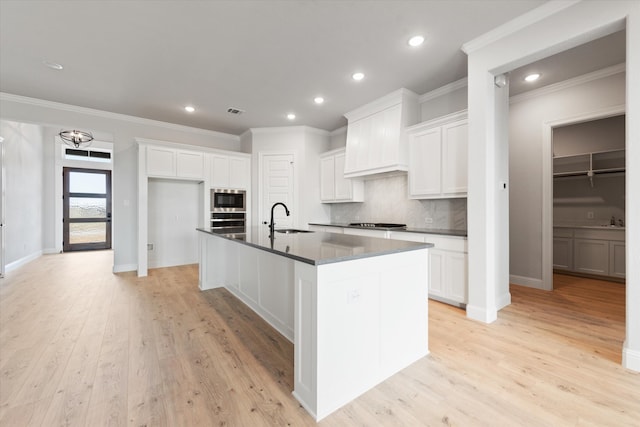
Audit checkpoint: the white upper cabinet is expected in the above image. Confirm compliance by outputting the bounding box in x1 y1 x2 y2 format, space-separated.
210 154 250 189
320 148 364 203
146 145 204 179
407 110 468 199
344 88 419 178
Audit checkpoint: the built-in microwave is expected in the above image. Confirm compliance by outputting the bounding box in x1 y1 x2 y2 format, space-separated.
211 189 246 212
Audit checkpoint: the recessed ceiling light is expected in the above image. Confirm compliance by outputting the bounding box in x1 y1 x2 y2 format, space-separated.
524 73 541 82
352 72 365 81
184 106 195 113
314 96 324 104
43 60 63 70
287 113 296 120
408 35 425 47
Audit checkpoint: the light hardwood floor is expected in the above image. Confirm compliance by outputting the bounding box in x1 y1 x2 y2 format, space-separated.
1 251 638 426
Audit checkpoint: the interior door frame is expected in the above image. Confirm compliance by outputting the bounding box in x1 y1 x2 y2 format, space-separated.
63 167 112 251
541 104 625 290
0 136 5 277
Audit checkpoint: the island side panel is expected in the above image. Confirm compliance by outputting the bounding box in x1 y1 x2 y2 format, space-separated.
293 248 429 421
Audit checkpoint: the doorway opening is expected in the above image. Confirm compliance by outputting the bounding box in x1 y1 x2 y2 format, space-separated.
63 167 112 251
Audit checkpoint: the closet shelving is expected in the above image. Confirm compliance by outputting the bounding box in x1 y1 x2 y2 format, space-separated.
553 148 625 186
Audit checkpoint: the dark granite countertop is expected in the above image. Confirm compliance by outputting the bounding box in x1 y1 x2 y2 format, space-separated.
309 223 467 238
197 227 432 266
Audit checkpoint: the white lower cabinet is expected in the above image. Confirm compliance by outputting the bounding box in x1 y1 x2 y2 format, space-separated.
609 241 626 278
574 238 610 276
389 231 468 306
553 227 625 279
553 236 573 270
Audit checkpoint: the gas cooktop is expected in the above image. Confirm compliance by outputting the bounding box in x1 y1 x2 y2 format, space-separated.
349 222 407 229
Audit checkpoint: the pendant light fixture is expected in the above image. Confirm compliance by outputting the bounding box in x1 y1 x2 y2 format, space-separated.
59 130 94 148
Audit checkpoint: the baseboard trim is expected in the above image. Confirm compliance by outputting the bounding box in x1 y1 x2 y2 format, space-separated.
510 274 545 290
622 342 640 372
496 291 512 310
43 248 61 255
6 250 42 272
113 263 137 273
466 304 497 324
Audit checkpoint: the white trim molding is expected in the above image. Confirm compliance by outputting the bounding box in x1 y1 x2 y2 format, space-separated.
510 63 625 105
510 274 544 290
418 78 468 104
5 250 42 273
0 92 241 142
461 1 581 54
623 342 640 372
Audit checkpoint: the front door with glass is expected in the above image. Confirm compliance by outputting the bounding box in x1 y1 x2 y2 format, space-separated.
63 168 112 251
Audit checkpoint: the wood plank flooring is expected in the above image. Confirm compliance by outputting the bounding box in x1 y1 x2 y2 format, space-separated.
1 251 638 426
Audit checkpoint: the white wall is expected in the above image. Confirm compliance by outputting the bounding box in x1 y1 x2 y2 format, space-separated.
147 179 200 268
0 120 44 268
553 114 625 156
0 94 241 272
420 86 468 122
509 72 625 281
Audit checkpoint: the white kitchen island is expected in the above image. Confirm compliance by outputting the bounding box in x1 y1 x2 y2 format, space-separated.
197 227 432 421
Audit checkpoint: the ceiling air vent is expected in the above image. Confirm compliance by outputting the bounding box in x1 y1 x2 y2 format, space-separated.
227 107 245 115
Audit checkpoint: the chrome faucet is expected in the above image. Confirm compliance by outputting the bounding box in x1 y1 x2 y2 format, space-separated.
618 218 624 227
269 202 290 236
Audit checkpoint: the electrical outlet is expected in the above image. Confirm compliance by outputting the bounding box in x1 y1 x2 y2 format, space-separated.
147 244 154 250
587 212 594 219
425 217 433 224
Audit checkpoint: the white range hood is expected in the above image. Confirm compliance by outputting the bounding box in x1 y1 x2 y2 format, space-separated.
343 88 419 179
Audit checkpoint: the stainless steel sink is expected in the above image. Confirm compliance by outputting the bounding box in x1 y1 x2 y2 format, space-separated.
275 229 314 234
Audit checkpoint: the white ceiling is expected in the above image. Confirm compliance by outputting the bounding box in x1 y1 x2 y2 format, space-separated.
0 1 624 136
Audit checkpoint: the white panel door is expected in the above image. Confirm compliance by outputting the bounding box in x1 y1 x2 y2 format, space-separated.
442 120 468 195
609 241 626 278
261 153 294 229
446 251 468 304
176 150 204 179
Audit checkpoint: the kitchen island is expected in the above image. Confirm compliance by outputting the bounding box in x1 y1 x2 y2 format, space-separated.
197 227 432 421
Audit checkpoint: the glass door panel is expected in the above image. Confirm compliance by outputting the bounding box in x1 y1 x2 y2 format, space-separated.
63 167 111 251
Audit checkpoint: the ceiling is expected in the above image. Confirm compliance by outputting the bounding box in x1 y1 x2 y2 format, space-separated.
0 1 625 136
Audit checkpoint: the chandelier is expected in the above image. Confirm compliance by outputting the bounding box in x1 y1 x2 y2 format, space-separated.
59 130 93 148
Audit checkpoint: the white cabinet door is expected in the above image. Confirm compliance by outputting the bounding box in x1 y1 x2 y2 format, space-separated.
574 239 609 275
553 237 573 270
211 154 230 188
441 120 468 195
320 156 335 201
428 250 446 298
446 251 468 303
176 150 204 179
408 128 441 197
147 146 176 177
333 152 352 200
609 241 626 278
229 156 250 189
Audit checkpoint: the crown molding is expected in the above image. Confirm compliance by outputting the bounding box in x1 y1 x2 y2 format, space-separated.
418 78 468 103
330 125 347 136
0 92 240 142
249 125 330 136
510 62 625 105
461 0 581 54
